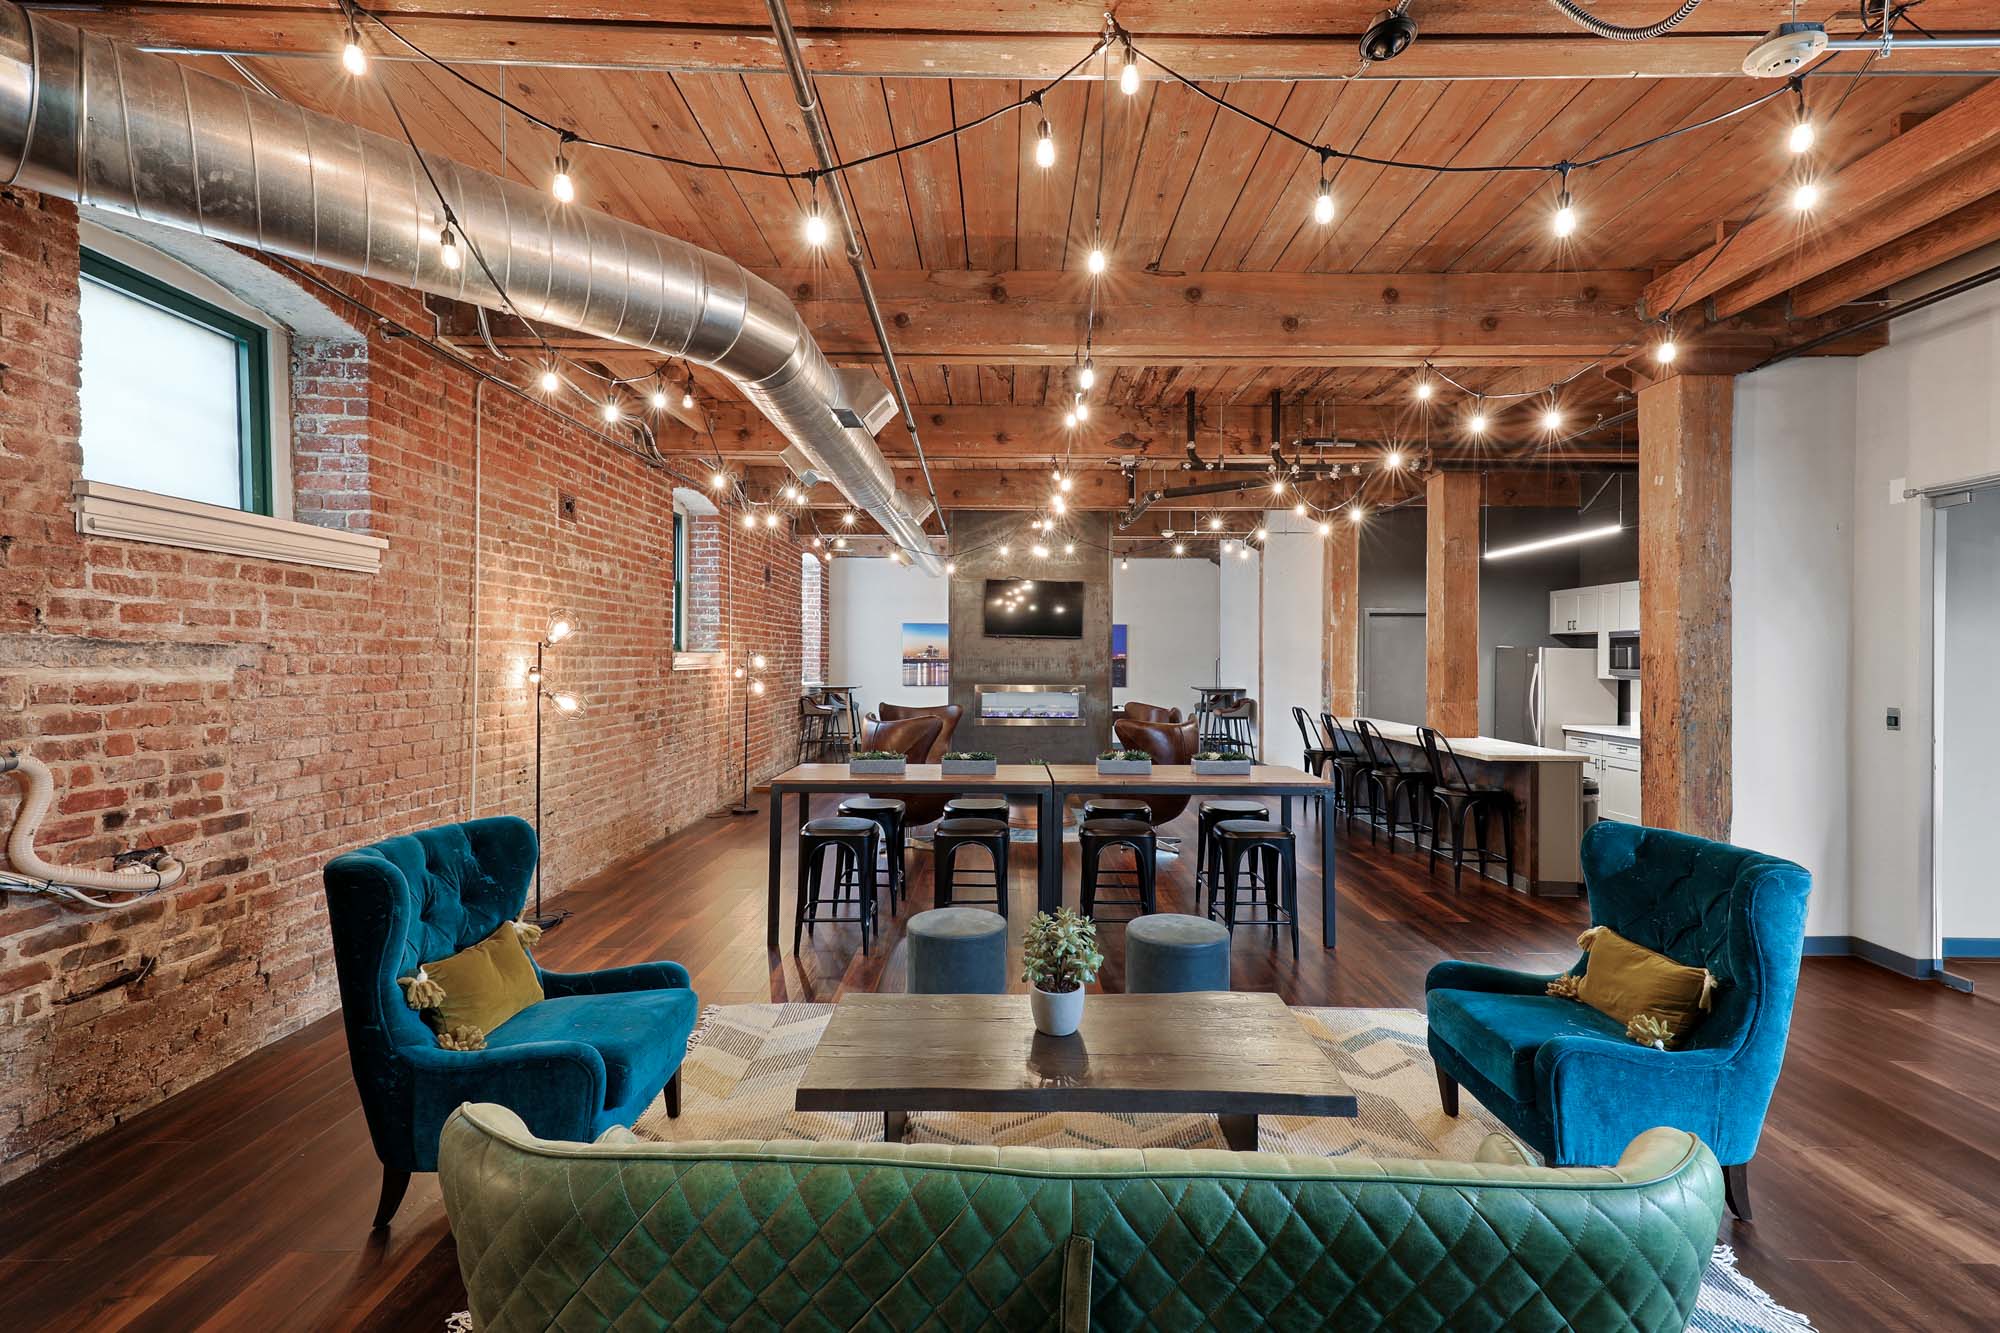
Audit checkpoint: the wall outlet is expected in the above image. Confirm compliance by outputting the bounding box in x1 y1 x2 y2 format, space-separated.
1886 707 1901 731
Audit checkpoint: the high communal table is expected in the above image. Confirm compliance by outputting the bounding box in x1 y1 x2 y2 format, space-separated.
763 763 1057 951
1042 763 1339 949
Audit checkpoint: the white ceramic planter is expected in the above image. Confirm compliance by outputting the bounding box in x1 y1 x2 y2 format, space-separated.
848 759 907 776
1191 759 1253 776
940 759 998 776
1030 983 1085 1037
1096 759 1153 776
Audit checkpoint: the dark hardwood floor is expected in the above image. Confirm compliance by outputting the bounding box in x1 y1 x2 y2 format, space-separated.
1 801 1994 1331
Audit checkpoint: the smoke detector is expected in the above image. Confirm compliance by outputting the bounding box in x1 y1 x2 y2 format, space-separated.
1743 22 1829 77
1359 11 1418 64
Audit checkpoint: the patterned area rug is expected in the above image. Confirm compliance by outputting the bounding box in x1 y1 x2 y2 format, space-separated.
452 1002 1812 1330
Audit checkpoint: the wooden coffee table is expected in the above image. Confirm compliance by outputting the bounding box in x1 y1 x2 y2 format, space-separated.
794 991 1356 1150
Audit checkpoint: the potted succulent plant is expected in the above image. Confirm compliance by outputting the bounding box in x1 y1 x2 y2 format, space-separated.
1021 907 1102 1037
940 750 998 777
1192 749 1254 776
848 749 908 776
1096 747 1153 776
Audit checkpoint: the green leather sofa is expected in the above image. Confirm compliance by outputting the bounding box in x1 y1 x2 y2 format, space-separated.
440 1103 1725 1331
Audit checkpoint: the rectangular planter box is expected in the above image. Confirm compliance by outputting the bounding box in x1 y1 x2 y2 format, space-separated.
848 759 907 776
1096 759 1153 776
940 759 998 777
1192 760 1254 776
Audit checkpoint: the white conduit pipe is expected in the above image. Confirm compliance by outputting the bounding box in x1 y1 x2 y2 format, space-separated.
1 753 187 904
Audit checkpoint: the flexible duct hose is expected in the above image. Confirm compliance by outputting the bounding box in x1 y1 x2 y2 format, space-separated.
1548 0 1706 41
1 753 187 894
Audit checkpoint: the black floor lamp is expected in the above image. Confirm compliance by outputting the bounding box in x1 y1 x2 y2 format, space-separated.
711 652 766 818
529 610 582 930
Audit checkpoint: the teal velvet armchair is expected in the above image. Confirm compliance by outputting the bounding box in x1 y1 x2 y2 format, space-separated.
323 816 697 1227
1426 821 1810 1220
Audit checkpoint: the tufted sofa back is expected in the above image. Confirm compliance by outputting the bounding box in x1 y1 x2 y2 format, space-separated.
1578 821 1810 1061
442 1104 1725 1332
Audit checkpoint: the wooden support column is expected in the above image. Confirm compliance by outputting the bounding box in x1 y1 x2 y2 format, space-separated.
1425 472 1481 735
1636 373 1733 839
1323 520 1360 714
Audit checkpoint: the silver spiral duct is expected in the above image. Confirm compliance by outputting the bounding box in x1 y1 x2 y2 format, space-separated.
0 1 940 572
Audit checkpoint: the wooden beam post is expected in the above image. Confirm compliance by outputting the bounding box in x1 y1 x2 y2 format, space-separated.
1425 471 1481 735
1324 520 1360 715
1636 373 1733 839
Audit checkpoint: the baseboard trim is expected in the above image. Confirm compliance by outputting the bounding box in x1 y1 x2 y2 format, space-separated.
1943 936 2000 959
1802 935 1939 979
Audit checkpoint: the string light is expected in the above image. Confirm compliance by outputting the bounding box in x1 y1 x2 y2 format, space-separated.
648 386 668 411
998 544 1010 557
1078 360 1097 391
681 384 696 410
841 511 857 526
741 512 758 529
1271 477 1286 494
1348 504 1365 523
1075 399 1091 422
1791 181 1821 211
1119 41 1140 95
551 140 576 204
1172 541 1186 555
835 536 849 549
1787 82 1815 154
783 485 802 501
1292 501 1307 518
1552 168 1577 239
1086 247 1107 275
763 512 780 529
1033 543 1050 558
340 12 367 76
538 368 561 394
1064 542 1075 555
437 225 461 271
1467 410 1489 435
1541 407 1563 431
709 469 729 490
1415 380 1434 402
1656 338 1679 365
1035 116 1056 169
1057 475 1074 493
946 561 958 575
804 204 829 247
1207 515 1223 531
1120 557 1130 571
1384 450 1404 470
1051 495 1067 515
1254 527 1268 541
1313 150 1335 225
600 400 620 423
1063 410 1078 429
1317 520 1332 537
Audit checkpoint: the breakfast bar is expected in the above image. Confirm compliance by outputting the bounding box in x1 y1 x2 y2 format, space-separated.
1348 718 1591 895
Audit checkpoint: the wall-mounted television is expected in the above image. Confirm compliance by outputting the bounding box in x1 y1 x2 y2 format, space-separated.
983 578 1084 639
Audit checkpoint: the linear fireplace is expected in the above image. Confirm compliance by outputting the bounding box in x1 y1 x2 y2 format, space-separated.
975 683 1086 726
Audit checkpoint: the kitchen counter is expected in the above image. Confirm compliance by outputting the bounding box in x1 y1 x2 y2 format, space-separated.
1351 718 1588 763
1562 723 1641 741
1345 717 1585 895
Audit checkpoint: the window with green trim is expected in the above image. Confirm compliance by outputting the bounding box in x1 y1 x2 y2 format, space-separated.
78 248 275 514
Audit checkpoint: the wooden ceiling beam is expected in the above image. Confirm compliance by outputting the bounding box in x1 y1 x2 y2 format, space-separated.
64 5 2000 81
1642 79 2000 317
1791 189 2000 318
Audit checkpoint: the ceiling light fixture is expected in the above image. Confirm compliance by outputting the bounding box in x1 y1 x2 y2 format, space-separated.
1119 42 1140 95
1484 523 1624 561
551 136 576 203
1035 115 1056 169
437 225 461 271
1791 181 1821 211
340 11 367 76
539 368 561 394
1656 338 1679 365
1086 247 1107 275
1415 379 1434 401
1078 359 1096 391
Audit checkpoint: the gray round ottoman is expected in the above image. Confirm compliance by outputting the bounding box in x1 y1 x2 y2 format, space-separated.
907 907 1008 994
1126 913 1231 994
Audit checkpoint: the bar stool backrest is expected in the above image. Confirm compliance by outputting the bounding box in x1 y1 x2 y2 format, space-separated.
1322 713 1360 760
1416 726 1477 790
1291 706 1324 755
1349 718 1394 769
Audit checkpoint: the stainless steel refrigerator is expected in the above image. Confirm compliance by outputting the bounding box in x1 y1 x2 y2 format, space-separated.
1493 646 1618 748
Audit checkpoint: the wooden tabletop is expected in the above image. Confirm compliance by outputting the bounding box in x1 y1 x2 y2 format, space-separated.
1043 763 1331 791
1350 717 1588 764
769 763 1054 790
795 992 1356 1117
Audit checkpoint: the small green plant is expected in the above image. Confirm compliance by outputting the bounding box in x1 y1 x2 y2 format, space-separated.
1195 750 1252 761
942 750 997 761
1021 908 1102 994
851 749 904 761
1097 748 1151 761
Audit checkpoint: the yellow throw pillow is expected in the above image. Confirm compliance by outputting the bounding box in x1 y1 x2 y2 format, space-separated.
1548 925 1717 1049
402 922 544 1050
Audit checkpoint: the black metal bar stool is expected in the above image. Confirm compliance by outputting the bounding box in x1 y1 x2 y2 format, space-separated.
838 796 908 912
1208 818 1299 959
1292 707 1334 777
1351 718 1432 853
1212 697 1258 758
1079 817 1158 920
943 795 1009 821
794 816 881 954
1417 727 1516 891
933 817 1010 915
1321 713 1371 822
797 694 838 763
1194 798 1268 915
1081 796 1153 824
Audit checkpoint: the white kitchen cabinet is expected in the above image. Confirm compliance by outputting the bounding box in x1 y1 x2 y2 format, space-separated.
1549 589 1582 635
1550 581 1641 637
1598 758 1641 824
1598 585 1623 636
1617 581 1641 633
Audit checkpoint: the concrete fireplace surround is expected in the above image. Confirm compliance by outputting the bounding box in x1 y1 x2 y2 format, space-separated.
947 512 1113 763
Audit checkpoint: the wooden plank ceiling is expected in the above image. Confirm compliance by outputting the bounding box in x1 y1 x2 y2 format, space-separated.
67 1 1997 503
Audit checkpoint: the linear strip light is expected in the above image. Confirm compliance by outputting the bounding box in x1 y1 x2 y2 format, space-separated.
1482 524 1625 561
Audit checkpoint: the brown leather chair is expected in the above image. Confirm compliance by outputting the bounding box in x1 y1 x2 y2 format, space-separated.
860 714 949 826
1111 716 1200 825
1119 701 1183 725
878 702 962 762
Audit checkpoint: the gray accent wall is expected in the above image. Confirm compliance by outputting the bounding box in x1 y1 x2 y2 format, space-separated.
948 511 1113 762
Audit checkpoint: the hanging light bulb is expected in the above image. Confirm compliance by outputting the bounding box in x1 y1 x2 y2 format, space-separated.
1542 407 1563 432
1254 526 1268 542
1384 450 1404 470
1078 360 1097 391
1313 156 1336 226
1348 503 1365 523
804 205 829 247
1271 477 1286 494
601 400 621 423
1051 495 1067 515
1207 515 1222 531
551 143 576 204
437 225 461 271
1064 542 1076 555
1075 399 1091 422
539 368 561 394
1120 557 1130 571
835 536 849 549
998 544 1010 557
1058 475 1074 493
341 17 367 76
681 383 696 410
1467 410 1488 435
1317 521 1332 537
1086 247 1107 275
1292 501 1306 517
1415 379 1434 402
1788 119 1816 154
709 469 729 490
1172 541 1186 556
741 512 758 529
1035 117 1056 169
764 512 780 529
649 386 668 411
1791 181 1821 211
783 485 801 502
1033 543 1050 558
1552 191 1577 239
1063 409 1078 429
1656 338 1679 365
841 511 857 527
811 536 823 548
1119 43 1140 95
946 561 958 575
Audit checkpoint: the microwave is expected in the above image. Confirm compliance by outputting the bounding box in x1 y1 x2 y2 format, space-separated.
1608 633 1640 679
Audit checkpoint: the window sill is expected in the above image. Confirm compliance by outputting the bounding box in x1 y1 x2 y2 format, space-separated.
673 651 725 671
72 480 386 574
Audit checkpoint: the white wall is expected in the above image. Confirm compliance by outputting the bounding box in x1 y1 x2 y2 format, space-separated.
1850 283 2000 961
1111 558 1220 713
1939 489 2000 947
828 557 949 718
1258 513 1325 768
1218 543 1259 710
1731 358 1858 939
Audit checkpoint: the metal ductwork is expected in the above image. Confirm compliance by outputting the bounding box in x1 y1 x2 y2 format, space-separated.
0 1 942 572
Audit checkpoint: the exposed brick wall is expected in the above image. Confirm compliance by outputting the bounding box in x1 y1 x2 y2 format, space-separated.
0 191 806 1183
